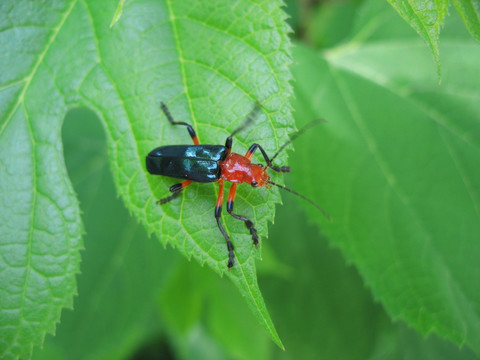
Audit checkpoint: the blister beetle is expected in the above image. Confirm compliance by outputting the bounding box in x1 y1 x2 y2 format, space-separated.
146 102 329 268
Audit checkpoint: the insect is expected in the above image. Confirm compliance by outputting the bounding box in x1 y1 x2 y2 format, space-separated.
146 102 329 268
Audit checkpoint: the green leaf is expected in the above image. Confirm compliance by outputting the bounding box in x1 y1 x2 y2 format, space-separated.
263 197 384 359
386 0 448 77
451 0 480 42
31 109 177 360
110 0 127 28
0 2 84 359
304 1 359 48
289 1 480 355
263 197 478 359
385 0 480 77
0 0 292 356
159 258 272 360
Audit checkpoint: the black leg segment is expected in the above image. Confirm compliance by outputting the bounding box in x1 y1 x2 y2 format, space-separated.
215 180 235 268
246 143 290 173
160 102 200 145
216 216 235 269
226 183 259 246
227 199 259 247
157 190 182 205
156 180 192 205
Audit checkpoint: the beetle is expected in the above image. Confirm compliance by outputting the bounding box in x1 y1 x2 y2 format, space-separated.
146 102 329 268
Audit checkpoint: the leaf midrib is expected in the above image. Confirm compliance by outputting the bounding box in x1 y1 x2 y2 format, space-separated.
164 0 199 131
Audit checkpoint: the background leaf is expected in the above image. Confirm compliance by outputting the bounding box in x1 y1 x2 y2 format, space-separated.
263 197 478 360
288 0 480 355
451 0 480 42
385 0 480 77
386 0 448 75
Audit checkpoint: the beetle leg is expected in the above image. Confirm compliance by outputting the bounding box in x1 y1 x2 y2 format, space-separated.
157 180 193 205
215 180 235 268
245 144 290 173
160 102 200 145
227 183 259 246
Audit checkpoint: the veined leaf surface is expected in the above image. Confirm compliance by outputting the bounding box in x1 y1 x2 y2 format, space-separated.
0 0 292 357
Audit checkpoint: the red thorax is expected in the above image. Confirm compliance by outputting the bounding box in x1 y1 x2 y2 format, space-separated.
219 153 270 187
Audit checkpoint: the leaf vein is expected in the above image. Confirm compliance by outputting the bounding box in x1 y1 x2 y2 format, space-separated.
0 0 79 138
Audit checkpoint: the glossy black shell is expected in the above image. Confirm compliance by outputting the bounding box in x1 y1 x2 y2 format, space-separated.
146 145 228 183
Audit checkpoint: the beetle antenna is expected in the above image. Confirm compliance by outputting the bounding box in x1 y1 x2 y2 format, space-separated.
268 180 332 221
229 103 261 138
265 118 326 170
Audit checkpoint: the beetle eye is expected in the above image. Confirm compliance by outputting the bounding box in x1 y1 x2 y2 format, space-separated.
251 181 258 187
